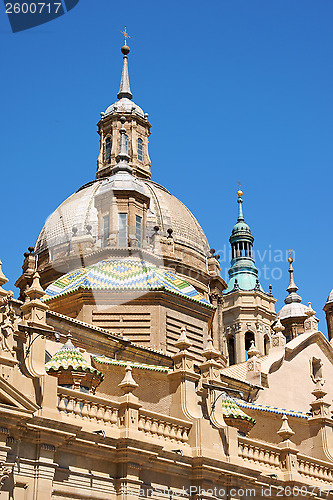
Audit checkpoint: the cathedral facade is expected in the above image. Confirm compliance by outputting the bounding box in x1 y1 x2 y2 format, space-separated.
1 38 333 499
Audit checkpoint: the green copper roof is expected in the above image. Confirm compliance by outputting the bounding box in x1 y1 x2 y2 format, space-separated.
43 258 214 309
45 337 104 379
221 394 256 425
224 192 263 294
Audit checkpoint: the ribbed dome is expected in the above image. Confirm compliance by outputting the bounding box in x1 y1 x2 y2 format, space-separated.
278 302 308 321
231 221 251 234
35 179 209 261
104 97 145 118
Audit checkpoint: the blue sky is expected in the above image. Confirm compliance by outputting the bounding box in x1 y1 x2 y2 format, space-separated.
1 0 332 331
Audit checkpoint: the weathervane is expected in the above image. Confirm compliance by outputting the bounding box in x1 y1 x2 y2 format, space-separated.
288 248 294 263
121 26 131 46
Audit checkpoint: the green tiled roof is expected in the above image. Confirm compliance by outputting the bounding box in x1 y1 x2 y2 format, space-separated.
221 394 256 425
92 355 171 373
43 258 214 309
45 337 104 379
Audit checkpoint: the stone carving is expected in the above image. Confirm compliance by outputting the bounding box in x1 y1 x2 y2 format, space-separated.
0 291 16 352
310 357 324 385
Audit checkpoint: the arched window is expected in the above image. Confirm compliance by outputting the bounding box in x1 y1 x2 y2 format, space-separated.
245 331 255 353
227 336 235 366
104 136 111 163
264 335 270 355
137 138 143 162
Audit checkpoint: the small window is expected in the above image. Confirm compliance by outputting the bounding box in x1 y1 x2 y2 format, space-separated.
102 215 109 247
135 215 142 247
104 137 111 163
137 138 143 162
118 213 128 247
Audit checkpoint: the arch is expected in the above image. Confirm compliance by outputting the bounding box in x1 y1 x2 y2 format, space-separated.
227 336 235 366
137 137 143 162
264 334 270 355
104 136 111 163
245 331 255 353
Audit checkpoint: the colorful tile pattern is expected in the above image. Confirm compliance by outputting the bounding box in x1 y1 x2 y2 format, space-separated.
221 394 256 425
236 399 309 419
45 337 104 379
43 258 214 308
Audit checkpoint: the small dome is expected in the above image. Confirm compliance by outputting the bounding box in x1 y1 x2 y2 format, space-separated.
278 302 308 321
104 97 144 118
45 336 103 378
221 394 256 434
232 221 251 234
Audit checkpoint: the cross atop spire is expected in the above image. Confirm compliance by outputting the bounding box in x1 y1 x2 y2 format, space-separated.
117 27 133 100
120 26 131 46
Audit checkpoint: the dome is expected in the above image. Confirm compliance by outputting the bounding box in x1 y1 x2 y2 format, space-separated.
278 302 308 321
35 178 210 270
231 221 251 234
104 97 145 118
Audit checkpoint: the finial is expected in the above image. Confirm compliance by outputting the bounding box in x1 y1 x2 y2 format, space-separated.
118 27 132 100
237 180 243 198
120 26 131 53
247 340 260 358
236 187 244 221
174 326 192 351
203 333 220 360
277 414 295 442
305 302 316 317
118 363 138 394
285 253 302 303
273 316 285 333
26 272 45 300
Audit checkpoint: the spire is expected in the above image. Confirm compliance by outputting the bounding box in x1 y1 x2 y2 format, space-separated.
224 189 262 294
237 189 244 221
117 27 133 100
284 256 302 304
114 116 132 174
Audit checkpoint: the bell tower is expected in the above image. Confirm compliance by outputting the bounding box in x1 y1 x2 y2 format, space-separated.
222 190 276 365
96 28 152 180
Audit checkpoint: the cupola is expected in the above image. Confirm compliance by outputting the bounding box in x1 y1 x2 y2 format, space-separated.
96 29 152 180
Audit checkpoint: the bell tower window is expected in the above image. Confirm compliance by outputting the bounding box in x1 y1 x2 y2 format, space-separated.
118 213 128 247
104 137 111 163
137 138 143 162
135 215 142 247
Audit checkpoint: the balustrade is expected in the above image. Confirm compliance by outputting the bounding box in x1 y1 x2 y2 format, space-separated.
238 437 280 469
57 387 119 426
138 410 191 444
